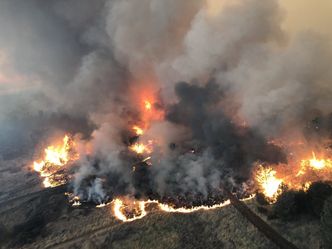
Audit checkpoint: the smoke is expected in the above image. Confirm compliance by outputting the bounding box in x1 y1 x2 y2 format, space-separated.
1 0 332 202
219 33 332 137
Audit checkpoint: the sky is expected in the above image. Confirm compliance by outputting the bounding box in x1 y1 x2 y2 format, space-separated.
281 0 332 40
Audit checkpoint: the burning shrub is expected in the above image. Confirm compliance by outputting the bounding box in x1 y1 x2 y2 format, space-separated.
306 182 332 217
321 196 332 248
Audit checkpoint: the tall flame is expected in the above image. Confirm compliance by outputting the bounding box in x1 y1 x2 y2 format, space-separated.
32 135 77 187
256 166 283 203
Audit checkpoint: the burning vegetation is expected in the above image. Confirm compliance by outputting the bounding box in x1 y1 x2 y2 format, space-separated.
254 150 332 204
29 94 332 223
0 0 330 235
255 166 283 203
32 135 78 188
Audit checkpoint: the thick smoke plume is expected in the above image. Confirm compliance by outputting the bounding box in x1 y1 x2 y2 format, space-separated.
1 0 332 203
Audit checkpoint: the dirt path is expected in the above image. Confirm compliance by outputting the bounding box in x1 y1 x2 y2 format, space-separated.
222 186 299 249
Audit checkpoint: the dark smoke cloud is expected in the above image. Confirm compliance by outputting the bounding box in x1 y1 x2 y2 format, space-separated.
146 81 286 198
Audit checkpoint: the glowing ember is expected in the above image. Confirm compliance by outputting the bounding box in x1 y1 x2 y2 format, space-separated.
32 135 77 188
42 178 52 188
96 202 111 208
132 126 144 136
72 201 82 207
142 156 151 163
144 100 152 110
256 166 283 202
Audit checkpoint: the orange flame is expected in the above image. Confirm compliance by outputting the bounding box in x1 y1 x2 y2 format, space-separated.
32 135 78 188
297 152 332 176
111 196 254 222
144 100 152 111
157 200 231 213
256 150 332 202
306 152 332 170
113 198 147 222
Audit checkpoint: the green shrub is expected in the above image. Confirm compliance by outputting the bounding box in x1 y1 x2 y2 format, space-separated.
321 196 332 249
273 190 307 220
307 182 332 217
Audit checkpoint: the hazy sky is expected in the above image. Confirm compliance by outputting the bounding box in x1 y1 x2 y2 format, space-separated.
280 0 332 40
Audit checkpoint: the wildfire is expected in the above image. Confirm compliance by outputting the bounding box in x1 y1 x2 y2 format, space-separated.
32 135 77 188
113 198 147 222
256 165 283 203
129 140 154 155
72 200 82 207
256 150 332 202
33 135 70 171
302 152 332 171
132 125 144 136
157 200 231 213
144 100 152 110
96 202 111 208
140 98 164 123
111 196 254 222
129 143 147 154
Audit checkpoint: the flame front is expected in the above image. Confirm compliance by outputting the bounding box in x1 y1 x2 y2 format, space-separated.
109 196 254 222
32 135 77 187
113 198 147 222
157 200 231 213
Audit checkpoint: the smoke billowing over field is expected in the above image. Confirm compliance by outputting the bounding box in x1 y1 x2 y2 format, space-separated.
1 0 332 222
